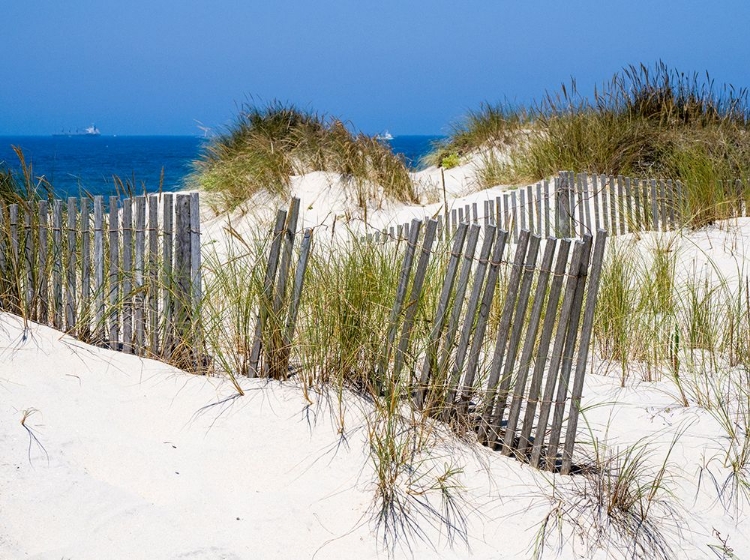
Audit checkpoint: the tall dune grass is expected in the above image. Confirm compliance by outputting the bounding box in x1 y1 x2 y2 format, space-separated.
191 102 416 212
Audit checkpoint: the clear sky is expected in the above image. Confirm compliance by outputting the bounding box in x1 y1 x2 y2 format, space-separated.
2 0 749 136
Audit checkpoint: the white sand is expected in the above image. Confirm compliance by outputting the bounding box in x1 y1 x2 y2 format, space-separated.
3 163 750 558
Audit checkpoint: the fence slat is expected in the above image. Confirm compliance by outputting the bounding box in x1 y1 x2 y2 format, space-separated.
9 204 19 313
462 228 510 414
280 228 314 375
65 197 77 331
52 201 62 329
502 237 557 456
148 194 160 354
80 199 90 338
122 199 133 353
248 209 287 376
162 193 174 356
561 230 608 474
445 225 496 409
544 234 592 470
134 196 146 354
529 240 587 468
38 201 48 324
93 196 104 343
24 206 35 319
108 196 120 349
417 222 468 408
475 230 531 441
486 233 542 447
393 219 438 380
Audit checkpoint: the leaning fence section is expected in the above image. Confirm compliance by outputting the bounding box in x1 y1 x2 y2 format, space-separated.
254 198 608 474
0 192 202 366
366 171 748 246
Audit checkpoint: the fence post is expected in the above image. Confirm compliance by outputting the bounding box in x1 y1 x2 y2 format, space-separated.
555 173 572 238
65 197 77 331
24 205 35 320
108 196 120 349
93 196 104 343
38 201 48 324
162 193 174 357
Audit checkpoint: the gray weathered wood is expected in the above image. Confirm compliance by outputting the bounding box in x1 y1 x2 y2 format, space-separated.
93 196 104 343
485 233 542 446
555 174 571 238
475 230 531 440
600 174 610 234
437 223 481 415
0 202 6 308
24 205 35 319
38 201 49 324
148 194 160 353
122 198 134 353
617 175 626 234
530 240 586 468
161 193 174 356
134 196 146 354
66 197 77 331
417 222 468 408
650 178 659 231
625 177 633 233
461 228 510 413
526 184 534 234
445 225 496 409
608 175 618 236
519 189 527 232
561 230 608 474
515 238 573 457
592 174 601 232
280 227 314 375
658 179 667 231
576 175 586 237
248 209 287 377
543 180 550 238
633 178 642 229
9 204 19 312
108 196 120 349
273 197 300 316
393 219 438 380
666 179 675 227
511 191 519 242
501 237 557 456
52 200 63 329
80 198 90 338
544 235 592 470
581 174 591 236
536 183 542 236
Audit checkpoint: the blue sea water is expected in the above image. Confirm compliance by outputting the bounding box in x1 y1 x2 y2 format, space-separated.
0 135 444 200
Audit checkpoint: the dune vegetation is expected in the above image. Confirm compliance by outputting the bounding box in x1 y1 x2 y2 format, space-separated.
431 62 750 226
191 101 416 212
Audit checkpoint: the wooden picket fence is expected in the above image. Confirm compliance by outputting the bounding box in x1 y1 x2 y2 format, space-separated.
367 171 749 245
256 198 608 474
0 192 202 365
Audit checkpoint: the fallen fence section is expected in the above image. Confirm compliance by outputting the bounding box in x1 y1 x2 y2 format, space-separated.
0 193 202 368
259 198 608 473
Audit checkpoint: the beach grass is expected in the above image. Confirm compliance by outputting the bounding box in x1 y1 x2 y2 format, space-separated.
190 101 416 212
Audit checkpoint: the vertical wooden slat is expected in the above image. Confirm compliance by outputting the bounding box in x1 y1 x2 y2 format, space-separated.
543 179 550 238
24 205 35 319
600 174 610 234
576 174 586 237
592 174 601 232
650 178 659 232
248 209 287 377
65 197 77 331
608 175 618 236
474 230 530 436
519 188 527 232
526 184 534 234
658 179 667 231
0 202 6 309
555 174 572 238
93 196 104 343
502 237 557 456
666 179 675 228
134 196 146 354
617 175 626 234
38 201 49 324
516 239 572 456
529 240 586 468
625 177 633 232
438 223 481 415
511 190 519 242
122 198 133 353
80 198 90 338
162 193 174 356
148 194 160 354
486 233 542 446
108 196 120 349
52 200 63 329
9 204 19 312
561 230 608 474
461 228 510 412
544 235 592 469
417 222 468 408
280 228 314 375
581 173 591 236
445 225 496 408
393 219 438 380
536 183 542 236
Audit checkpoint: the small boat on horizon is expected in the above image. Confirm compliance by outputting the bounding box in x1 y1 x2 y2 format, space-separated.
53 124 101 137
376 130 394 141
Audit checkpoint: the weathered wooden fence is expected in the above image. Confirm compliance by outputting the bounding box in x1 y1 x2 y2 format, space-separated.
256 198 608 474
0 192 202 364
368 171 748 245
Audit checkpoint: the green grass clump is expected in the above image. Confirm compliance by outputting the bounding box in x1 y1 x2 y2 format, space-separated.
191 101 416 212
432 63 750 226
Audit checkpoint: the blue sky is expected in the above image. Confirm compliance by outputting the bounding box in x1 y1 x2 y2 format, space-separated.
2 0 749 136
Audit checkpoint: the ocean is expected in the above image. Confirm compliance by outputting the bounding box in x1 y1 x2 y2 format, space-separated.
0 135 444 200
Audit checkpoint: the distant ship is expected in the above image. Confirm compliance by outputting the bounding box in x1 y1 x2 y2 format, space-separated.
53 124 101 137
376 130 394 141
